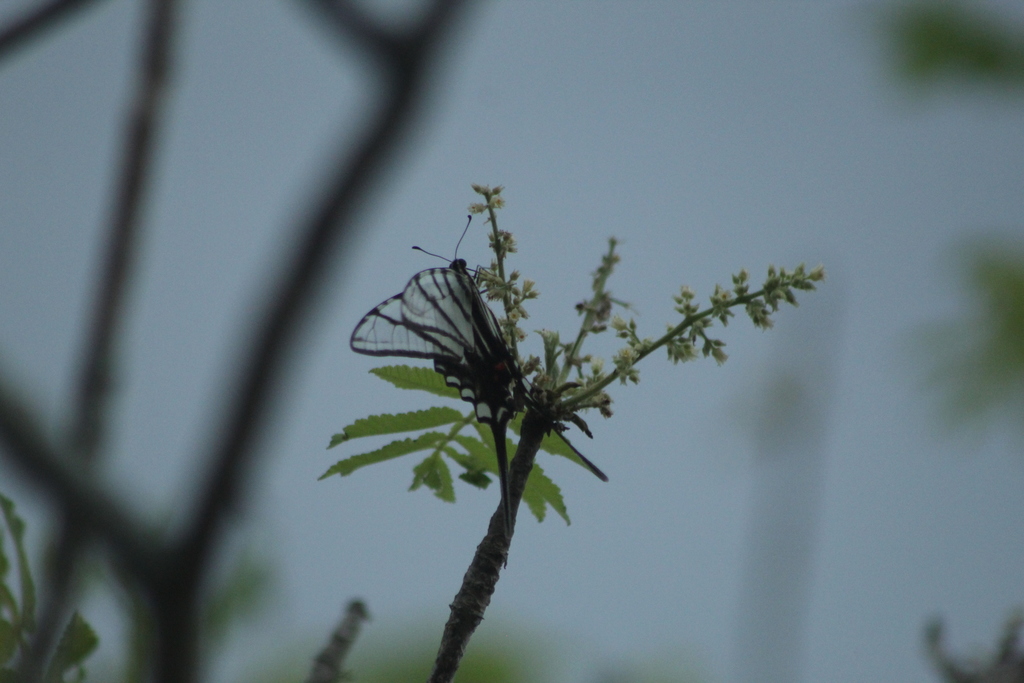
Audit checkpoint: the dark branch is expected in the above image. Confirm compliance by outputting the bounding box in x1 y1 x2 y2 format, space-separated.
0 0 102 62
926 613 1024 683
427 409 549 683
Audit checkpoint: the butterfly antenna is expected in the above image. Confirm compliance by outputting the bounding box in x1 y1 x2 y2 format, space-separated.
454 214 472 261
411 245 447 261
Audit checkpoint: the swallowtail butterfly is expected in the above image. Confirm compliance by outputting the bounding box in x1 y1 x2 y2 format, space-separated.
350 259 522 536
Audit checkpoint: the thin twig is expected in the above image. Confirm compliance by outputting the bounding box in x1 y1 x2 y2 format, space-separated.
0 0 101 62
306 600 371 683
427 409 547 683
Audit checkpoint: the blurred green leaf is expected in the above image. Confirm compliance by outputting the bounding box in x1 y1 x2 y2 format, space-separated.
43 612 98 683
0 619 15 666
889 2 1024 86
925 243 1024 427
0 494 34 634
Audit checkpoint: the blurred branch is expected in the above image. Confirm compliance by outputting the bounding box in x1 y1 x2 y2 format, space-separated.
428 409 547 683
926 611 1024 683
306 600 370 683
0 0 103 62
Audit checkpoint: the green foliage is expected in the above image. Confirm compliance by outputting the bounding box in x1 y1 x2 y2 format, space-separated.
323 368 572 522
0 492 98 682
0 493 35 637
925 243 1024 428
888 2 1024 87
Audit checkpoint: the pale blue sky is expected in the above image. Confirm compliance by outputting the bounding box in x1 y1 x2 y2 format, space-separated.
2 2 1024 682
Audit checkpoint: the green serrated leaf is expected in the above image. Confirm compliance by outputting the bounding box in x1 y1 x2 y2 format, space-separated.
43 612 98 683
369 365 460 399
319 432 449 479
0 495 34 634
410 453 455 502
328 407 465 447
521 464 570 525
0 619 15 666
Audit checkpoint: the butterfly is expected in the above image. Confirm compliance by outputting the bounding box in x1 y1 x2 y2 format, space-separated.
351 259 523 536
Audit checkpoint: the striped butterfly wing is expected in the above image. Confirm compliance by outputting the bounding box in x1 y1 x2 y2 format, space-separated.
351 259 520 535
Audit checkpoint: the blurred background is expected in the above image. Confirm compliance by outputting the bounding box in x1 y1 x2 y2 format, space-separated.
1 1 1023 681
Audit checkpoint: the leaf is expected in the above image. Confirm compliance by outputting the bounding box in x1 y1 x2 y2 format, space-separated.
410 453 455 502
0 495 34 634
457 470 493 489
0 619 15 666
446 438 495 490
450 435 496 473
43 612 98 683
521 464 570 525
369 365 460 399
328 407 464 447
319 432 448 479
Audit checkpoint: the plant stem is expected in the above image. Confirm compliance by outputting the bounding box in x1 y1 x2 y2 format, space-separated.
427 409 547 683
